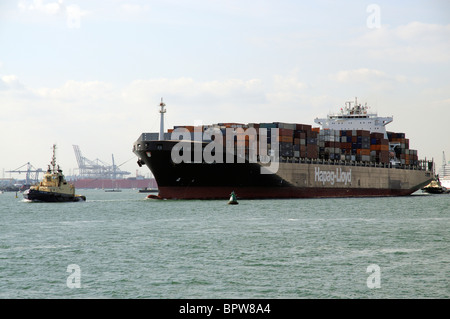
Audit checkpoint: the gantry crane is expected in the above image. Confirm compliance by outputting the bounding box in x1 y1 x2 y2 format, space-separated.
6 162 43 186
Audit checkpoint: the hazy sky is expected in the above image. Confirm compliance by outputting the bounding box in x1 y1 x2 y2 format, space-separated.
1 0 449 178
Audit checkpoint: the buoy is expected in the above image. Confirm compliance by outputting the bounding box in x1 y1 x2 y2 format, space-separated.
228 191 238 205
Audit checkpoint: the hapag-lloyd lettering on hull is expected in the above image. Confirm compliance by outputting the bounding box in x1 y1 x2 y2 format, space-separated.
315 167 352 185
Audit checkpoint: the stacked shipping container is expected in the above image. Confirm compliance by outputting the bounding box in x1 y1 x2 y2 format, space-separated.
387 132 418 166
167 122 418 166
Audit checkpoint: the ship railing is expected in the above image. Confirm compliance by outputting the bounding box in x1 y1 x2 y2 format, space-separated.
276 156 432 171
135 138 433 173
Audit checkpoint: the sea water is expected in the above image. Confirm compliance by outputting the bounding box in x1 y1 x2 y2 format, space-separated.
0 189 448 298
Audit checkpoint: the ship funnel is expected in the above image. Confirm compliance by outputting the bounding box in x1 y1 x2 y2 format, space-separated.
159 98 166 141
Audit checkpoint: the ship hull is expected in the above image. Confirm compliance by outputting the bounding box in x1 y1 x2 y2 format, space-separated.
23 189 86 202
156 186 415 200
422 187 448 194
133 140 433 200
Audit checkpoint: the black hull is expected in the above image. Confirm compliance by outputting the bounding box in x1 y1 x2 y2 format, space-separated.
133 140 433 200
422 187 448 194
23 189 86 202
135 141 282 189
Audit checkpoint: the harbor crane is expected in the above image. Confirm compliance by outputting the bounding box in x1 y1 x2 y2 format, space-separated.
6 162 43 186
72 145 131 179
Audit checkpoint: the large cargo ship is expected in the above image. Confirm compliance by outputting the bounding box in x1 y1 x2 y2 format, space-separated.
133 98 434 199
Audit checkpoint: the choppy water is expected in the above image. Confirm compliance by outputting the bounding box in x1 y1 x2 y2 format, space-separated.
0 189 448 299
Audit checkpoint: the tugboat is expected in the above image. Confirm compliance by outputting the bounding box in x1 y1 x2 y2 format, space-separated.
421 175 449 194
23 145 86 202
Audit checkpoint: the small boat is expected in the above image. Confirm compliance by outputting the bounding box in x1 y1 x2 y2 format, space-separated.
421 177 449 194
139 187 159 193
23 145 86 202
228 191 239 205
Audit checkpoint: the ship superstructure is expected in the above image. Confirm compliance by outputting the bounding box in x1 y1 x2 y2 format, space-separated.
314 97 392 135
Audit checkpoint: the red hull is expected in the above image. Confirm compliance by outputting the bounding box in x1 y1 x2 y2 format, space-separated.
157 186 414 200
72 178 157 189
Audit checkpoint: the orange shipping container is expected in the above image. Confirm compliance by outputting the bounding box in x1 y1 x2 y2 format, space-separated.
357 149 371 156
278 135 294 143
279 128 294 136
370 145 381 151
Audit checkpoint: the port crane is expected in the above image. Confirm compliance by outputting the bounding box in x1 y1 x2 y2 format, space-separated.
72 145 131 179
6 162 43 186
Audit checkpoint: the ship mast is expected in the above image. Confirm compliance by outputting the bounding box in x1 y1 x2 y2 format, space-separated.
159 98 166 141
50 144 57 173
443 151 446 168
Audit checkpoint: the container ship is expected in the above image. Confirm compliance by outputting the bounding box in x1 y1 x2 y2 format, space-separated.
132 98 434 199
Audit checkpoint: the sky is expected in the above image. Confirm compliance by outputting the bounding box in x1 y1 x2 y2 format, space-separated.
1 0 449 179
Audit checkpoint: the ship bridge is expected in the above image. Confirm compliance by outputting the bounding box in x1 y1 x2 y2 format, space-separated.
314 98 393 135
